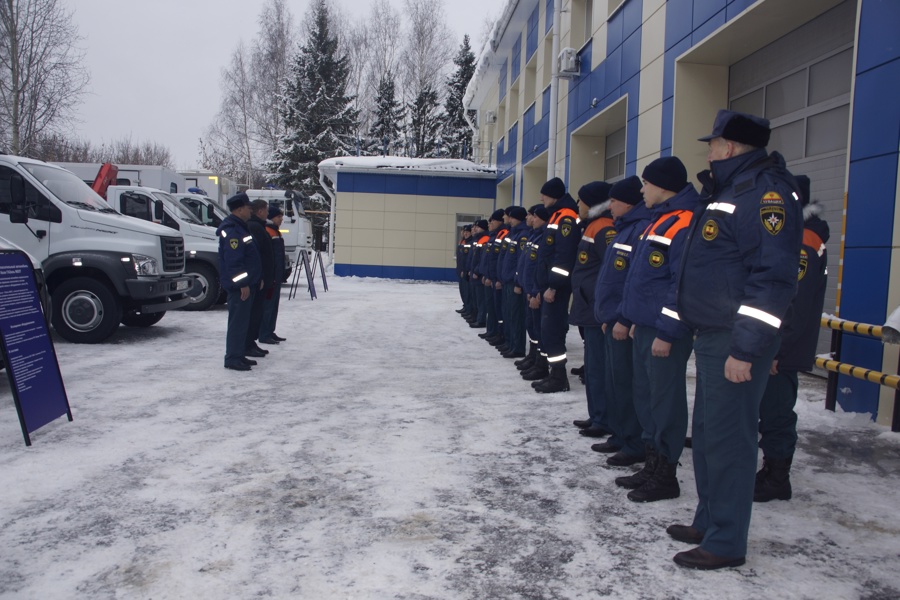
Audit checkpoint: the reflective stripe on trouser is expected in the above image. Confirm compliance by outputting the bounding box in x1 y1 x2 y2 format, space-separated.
259 282 282 341
632 325 692 464
503 285 526 353
758 369 799 460
225 286 254 364
583 326 611 430
494 286 504 336
691 330 780 558
603 326 643 455
539 287 571 364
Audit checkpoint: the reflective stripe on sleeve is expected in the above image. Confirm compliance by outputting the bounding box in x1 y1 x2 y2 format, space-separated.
551 267 570 277
242 235 253 243
547 223 559 229
647 235 672 246
709 202 736 214
661 307 680 321
232 272 249 283
582 236 595 244
737 305 782 328
220 230 228 237
612 243 632 252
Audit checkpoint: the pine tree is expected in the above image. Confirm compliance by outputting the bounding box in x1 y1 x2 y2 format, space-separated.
366 70 406 156
267 0 358 199
408 84 442 158
443 35 477 160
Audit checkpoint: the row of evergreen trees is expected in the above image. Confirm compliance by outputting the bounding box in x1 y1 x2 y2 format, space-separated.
266 0 476 200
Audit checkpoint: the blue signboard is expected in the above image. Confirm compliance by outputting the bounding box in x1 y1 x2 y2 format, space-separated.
0 251 71 445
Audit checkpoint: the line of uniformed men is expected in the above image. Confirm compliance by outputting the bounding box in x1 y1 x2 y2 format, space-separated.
454 108 829 571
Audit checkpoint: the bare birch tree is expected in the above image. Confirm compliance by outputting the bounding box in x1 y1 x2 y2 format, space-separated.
0 0 90 156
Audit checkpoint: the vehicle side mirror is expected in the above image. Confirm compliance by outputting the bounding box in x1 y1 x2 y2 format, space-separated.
8 173 28 223
153 200 164 221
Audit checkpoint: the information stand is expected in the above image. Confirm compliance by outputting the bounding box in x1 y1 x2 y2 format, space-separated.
309 251 329 292
0 251 72 446
288 249 317 301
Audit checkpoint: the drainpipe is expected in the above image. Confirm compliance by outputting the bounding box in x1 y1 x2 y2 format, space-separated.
464 109 480 164
319 169 336 264
547 0 562 180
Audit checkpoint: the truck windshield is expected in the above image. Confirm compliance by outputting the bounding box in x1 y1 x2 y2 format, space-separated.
152 191 204 225
22 163 114 212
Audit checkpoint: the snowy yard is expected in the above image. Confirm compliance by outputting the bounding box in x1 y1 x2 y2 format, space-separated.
1 275 898 599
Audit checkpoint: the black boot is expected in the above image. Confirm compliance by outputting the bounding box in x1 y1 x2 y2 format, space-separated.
627 460 680 502
521 354 549 381
534 364 570 393
615 445 657 490
515 344 537 370
754 456 792 502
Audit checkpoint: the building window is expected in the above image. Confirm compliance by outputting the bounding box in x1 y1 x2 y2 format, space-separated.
605 126 626 182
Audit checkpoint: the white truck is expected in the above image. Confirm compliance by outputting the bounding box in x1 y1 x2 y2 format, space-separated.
54 162 188 195
244 189 313 259
106 186 222 311
0 155 198 343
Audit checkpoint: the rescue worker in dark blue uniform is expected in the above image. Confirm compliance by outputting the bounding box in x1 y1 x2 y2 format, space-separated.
568 182 614 437
518 205 550 377
532 177 581 393
667 110 803 571
259 206 287 344
755 174 829 503
467 220 490 328
617 157 699 502
456 225 473 315
592 176 652 466
482 209 509 347
499 206 530 358
246 200 275 358
217 192 262 371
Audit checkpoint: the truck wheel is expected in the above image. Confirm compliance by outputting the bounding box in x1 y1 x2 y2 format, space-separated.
182 262 220 311
51 277 123 343
121 311 166 327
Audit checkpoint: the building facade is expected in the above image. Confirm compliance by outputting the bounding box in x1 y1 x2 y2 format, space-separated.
464 0 900 424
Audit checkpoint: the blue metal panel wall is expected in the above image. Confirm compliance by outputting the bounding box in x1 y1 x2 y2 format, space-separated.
837 0 900 417
512 37 522 83
527 4 539 60
339 173 495 198
334 264 456 282
546 0 554 34
499 59 508 101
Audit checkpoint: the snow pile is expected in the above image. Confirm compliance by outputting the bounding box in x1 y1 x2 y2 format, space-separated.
318 156 496 178
0 275 898 598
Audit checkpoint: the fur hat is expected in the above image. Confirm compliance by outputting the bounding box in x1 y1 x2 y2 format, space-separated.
226 192 251 211
698 109 770 148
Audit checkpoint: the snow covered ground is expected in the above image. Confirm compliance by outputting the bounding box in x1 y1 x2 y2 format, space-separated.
1 275 899 599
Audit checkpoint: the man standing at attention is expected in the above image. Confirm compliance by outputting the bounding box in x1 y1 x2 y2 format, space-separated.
667 110 802 570
217 192 262 371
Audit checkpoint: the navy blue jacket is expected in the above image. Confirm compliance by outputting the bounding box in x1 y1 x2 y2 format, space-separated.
456 236 470 276
469 233 490 277
485 226 509 282
217 214 262 291
569 204 615 327
777 204 829 371
500 221 530 284
593 201 652 326
248 214 275 289
266 220 287 282
535 194 580 292
521 225 545 296
676 149 803 361
620 185 699 341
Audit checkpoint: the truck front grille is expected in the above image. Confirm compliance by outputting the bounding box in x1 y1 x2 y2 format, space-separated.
160 236 185 272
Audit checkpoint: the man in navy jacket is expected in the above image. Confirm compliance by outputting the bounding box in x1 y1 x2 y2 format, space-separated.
217 193 262 371
617 157 699 502
667 110 802 570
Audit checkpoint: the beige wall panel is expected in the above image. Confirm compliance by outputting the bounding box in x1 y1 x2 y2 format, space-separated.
415 213 450 232
384 195 411 212
353 210 385 229
643 0 666 24
593 23 609 66
639 56 664 114
336 193 354 211
382 230 416 249
335 245 351 263
415 229 448 251
641 8 666 68
637 103 663 166
417 196 449 215
352 228 385 248
336 228 352 246
382 248 416 266
351 246 383 265
354 193 385 211
673 63 728 181
414 248 449 269
336 207 353 229
384 211 417 231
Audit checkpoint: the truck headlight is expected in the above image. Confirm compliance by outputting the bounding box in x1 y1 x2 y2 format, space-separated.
132 253 160 276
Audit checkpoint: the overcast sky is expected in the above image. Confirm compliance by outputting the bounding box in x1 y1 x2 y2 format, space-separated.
66 0 506 170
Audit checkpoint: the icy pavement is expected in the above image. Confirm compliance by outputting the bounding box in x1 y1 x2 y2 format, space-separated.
1 275 899 599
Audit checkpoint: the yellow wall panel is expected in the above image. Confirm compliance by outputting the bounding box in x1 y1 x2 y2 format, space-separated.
353 210 385 229
382 230 416 249
415 213 450 233
351 246 383 265
354 193 385 211
382 248 416 266
352 228 385 248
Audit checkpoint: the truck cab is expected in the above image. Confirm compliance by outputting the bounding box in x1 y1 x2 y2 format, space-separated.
106 186 222 311
244 189 313 259
174 192 228 228
0 156 197 343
